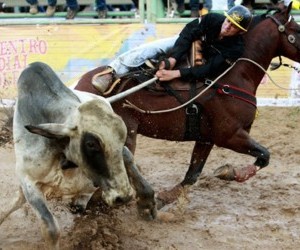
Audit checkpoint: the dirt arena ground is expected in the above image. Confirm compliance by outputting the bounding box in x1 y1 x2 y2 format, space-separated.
0 106 300 250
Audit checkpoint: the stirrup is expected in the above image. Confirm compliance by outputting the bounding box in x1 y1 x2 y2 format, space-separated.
145 59 155 69
91 67 114 84
103 78 121 95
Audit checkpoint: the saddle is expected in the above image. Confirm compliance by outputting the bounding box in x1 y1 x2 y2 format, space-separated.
90 41 207 141
91 40 206 95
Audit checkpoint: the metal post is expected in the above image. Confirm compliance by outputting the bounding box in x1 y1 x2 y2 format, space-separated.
138 0 145 23
156 0 165 19
146 0 165 23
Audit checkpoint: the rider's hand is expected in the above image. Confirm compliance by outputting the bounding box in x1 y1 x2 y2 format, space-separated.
156 69 181 81
159 57 177 70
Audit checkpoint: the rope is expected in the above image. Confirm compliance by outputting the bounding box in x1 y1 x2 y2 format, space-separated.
123 60 238 114
238 57 300 91
123 57 299 114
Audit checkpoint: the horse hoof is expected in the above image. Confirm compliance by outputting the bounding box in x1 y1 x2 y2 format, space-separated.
213 164 236 181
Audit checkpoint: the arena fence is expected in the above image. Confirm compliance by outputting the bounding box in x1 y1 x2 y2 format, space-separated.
2 0 300 24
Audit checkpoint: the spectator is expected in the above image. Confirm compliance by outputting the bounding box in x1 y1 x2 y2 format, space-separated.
202 0 212 15
95 0 108 18
0 2 5 13
176 0 200 17
25 0 80 19
228 0 235 9
132 0 139 8
202 0 234 15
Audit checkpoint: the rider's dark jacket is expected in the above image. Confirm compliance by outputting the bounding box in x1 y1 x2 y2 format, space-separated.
170 13 245 82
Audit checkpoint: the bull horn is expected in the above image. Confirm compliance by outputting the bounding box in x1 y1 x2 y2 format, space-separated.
107 77 158 103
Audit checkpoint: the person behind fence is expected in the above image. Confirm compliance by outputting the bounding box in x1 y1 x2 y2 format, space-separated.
155 5 252 83
96 0 108 18
175 0 201 17
26 0 79 19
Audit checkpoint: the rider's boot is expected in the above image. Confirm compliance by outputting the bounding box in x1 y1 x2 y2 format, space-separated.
92 67 114 94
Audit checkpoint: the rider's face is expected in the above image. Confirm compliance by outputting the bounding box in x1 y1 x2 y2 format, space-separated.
220 18 242 37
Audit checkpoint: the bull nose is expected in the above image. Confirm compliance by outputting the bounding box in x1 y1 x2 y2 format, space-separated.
114 194 133 206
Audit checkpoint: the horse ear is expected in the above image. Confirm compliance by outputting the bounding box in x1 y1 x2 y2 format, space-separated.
286 2 292 15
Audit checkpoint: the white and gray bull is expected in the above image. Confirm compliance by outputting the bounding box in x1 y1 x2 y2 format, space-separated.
0 62 156 249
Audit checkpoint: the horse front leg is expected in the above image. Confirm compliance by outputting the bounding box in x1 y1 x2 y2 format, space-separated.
181 141 214 186
214 129 270 182
156 141 214 208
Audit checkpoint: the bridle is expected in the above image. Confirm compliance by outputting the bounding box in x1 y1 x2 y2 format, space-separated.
267 14 300 49
267 13 300 72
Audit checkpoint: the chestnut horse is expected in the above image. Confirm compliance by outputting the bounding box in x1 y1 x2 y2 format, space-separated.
75 3 300 206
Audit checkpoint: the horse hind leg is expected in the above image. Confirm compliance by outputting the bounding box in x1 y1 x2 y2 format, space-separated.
156 141 213 208
233 143 270 182
0 186 26 225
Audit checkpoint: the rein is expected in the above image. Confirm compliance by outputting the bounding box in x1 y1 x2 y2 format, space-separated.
271 55 300 73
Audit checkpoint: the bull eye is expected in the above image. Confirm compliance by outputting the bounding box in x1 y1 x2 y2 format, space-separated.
81 132 109 178
86 140 100 151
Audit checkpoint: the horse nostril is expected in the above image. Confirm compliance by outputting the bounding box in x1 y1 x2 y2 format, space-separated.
115 195 132 206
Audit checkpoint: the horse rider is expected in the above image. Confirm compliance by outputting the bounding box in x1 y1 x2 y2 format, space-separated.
156 5 252 82
92 5 252 93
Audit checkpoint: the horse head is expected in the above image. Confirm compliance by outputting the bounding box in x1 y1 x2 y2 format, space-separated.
270 2 300 61
244 2 300 66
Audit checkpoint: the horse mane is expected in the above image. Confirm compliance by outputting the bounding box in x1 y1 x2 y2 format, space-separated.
248 7 282 30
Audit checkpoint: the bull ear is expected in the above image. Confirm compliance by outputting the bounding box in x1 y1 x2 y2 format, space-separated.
25 124 77 139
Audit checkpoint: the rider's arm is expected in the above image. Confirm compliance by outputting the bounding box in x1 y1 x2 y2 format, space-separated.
179 53 230 81
179 35 245 82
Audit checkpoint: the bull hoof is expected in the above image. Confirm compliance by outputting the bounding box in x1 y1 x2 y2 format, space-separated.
137 199 157 220
213 164 236 181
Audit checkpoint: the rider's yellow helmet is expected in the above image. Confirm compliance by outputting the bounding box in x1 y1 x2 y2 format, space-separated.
224 5 252 32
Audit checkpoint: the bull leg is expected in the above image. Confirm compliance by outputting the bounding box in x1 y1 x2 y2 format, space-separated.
214 129 270 182
21 178 60 249
123 146 157 220
157 141 214 208
0 186 26 225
